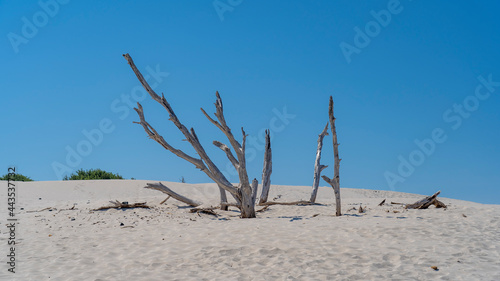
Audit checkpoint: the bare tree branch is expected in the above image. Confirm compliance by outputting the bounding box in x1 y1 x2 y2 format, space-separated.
310 123 329 203
202 92 255 217
322 96 341 216
134 103 205 170
200 92 243 154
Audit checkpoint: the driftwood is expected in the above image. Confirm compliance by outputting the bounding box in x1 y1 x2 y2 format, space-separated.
190 207 218 217
405 191 447 209
144 182 201 207
433 199 447 208
93 200 150 211
378 199 386 206
26 207 56 213
124 54 256 217
256 206 270 212
220 202 241 208
258 130 272 204
260 200 314 206
310 123 329 203
322 96 342 216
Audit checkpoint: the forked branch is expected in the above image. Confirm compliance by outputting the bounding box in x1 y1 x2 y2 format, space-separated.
124 53 237 209
258 130 272 204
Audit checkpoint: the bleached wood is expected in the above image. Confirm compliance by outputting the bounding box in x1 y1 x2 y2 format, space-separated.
405 191 446 209
124 53 234 209
201 93 255 218
144 182 201 207
92 200 150 211
310 123 329 203
322 96 342 216
258 130 272 204
251 178 258 205
213 140 239 169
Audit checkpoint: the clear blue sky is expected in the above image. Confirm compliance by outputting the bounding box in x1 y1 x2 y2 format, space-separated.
2 0 499 204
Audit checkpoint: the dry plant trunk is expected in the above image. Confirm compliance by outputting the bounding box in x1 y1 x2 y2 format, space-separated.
258 130 272 204
310 123 329 203
124 54 255 217
322 96 342 216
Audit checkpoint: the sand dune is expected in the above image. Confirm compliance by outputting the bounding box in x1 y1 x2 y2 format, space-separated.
1 180 499 280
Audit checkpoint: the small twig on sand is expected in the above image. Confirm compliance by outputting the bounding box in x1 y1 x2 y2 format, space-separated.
92 200 150 211
256 206 270 213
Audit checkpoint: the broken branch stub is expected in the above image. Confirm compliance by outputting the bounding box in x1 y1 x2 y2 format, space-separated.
259 130 272 205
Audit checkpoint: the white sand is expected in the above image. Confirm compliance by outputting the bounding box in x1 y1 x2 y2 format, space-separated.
1 180 499 280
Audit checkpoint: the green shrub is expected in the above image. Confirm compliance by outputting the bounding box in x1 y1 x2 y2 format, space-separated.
63 169 123 180
0 173 33 181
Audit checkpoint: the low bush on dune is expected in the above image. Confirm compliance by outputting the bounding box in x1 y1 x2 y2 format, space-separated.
63 169 123 180
0 173 33 181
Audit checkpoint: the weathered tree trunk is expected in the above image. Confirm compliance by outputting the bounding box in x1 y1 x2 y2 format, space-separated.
310 123 329 203
258 130 272 204
144 182 201 207
322 96 342 216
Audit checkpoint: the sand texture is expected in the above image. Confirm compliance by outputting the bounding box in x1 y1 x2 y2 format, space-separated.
0 180 499 280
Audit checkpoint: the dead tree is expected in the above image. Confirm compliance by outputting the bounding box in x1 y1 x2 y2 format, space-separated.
123 53 256 218
322 96 342 216
258 130 272 204
310 123 329 203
